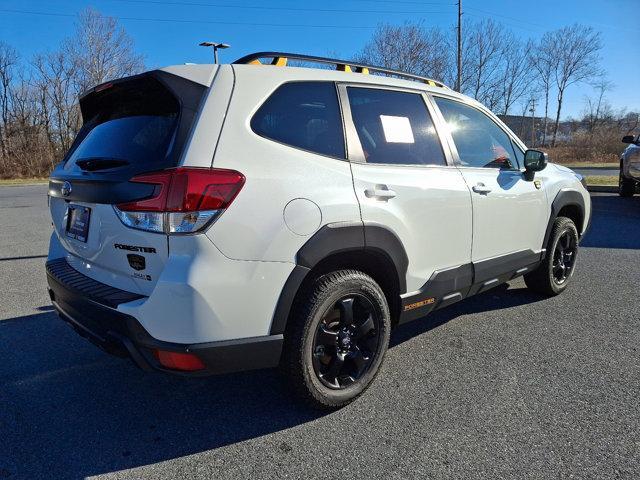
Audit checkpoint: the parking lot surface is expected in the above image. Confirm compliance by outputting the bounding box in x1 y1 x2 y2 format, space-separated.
1 185 639 479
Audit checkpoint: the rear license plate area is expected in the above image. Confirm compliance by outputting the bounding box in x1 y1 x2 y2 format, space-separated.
65 205 91 242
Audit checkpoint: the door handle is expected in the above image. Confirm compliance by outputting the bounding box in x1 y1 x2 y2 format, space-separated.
364 185 397 201
472 183 492 194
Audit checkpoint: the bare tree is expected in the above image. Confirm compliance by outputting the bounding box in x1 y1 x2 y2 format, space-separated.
0 42 19 158
548 24 603 146
32 51 81 154
358 22 451 83
66 8 145 93
462 19 506 108
584 77 614 136
496 37 533 116
529 37 556 146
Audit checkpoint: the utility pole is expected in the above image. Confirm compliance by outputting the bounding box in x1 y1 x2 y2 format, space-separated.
456 0 462 92
529 99 536 146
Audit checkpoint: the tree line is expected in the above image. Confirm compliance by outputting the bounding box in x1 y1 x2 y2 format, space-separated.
358 20 636 147
0 8 143 177
0 10 637 178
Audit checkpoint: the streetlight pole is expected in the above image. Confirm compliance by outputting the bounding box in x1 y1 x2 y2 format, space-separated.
199 42 230 64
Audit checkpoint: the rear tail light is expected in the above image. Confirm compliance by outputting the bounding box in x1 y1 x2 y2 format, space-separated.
114 167 245 234
153 349 205 371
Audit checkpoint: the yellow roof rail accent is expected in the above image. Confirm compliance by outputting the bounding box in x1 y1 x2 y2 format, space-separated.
271 57 288 67
234 52 450 90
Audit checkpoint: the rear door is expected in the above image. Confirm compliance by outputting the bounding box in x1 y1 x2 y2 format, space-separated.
431 95 547 267
339 84 472 297
48 71 209 295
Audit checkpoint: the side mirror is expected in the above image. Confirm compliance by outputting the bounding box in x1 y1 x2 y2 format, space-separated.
622 135 636 144
524 149 548 173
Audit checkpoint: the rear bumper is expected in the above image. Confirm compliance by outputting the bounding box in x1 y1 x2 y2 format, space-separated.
46 258 283 376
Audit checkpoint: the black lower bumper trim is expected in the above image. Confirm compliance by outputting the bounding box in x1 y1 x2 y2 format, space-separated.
47 258 283 376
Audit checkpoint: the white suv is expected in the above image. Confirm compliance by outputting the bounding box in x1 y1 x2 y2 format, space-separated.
46 52 591 408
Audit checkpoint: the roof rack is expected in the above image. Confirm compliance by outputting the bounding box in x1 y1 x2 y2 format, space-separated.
233 51 449 89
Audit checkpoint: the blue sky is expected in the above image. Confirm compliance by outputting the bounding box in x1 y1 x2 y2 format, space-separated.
0 0 638 118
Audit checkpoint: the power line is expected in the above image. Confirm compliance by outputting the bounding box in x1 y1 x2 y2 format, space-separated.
464 12 542 34
465 7 546 30
0 8 385 29
348 0 456 5
466 5 630 33
109 0 456 16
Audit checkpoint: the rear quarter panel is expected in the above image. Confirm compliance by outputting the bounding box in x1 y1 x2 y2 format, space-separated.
203 66 361 262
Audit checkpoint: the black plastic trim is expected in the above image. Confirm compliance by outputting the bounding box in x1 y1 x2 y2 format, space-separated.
269 222 409 335
47 257 283 375
296 222 365 268
473 249 541 284
398 249 541 324
542 189 586 255
400 263 473 323
46 257 145 308
296 222 408 291
269 265 310 335
363 222 409 292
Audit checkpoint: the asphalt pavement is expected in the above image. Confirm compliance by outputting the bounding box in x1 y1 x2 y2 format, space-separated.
1 185 639 479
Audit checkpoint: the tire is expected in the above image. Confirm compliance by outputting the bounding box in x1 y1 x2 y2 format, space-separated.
524 216 579 296
619 162 635 197
281 269 391 409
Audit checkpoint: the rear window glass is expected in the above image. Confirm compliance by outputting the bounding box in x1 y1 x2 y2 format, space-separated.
347 87 446 166
65 79 179 171
251 82 345 158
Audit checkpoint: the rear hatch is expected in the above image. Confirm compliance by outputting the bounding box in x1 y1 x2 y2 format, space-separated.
48 70 208 295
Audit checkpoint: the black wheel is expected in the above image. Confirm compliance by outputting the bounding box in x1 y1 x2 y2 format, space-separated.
281 270 390 409
524 216 579 296
619 162 635 197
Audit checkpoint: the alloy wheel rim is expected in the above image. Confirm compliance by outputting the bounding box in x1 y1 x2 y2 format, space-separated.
312 294 381 390
552 231 577 285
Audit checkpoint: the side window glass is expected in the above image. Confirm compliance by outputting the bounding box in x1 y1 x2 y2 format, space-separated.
251 82 345 158
434 97 520 170
346 87 446 166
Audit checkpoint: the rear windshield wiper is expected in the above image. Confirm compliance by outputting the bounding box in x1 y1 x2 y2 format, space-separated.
75 157 130 171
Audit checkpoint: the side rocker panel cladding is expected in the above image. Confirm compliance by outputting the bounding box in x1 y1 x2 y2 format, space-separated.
269 222 408 335
399 249 542 324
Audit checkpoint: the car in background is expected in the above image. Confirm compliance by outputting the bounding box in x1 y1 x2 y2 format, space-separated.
619 134 640 197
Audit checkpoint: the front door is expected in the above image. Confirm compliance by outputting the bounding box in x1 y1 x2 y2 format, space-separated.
431 96 548 270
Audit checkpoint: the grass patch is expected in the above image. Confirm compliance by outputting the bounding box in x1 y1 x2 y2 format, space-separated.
561 162 618 168
586 175 617 186
0 178 48 186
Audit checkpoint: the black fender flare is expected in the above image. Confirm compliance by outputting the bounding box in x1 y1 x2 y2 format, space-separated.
269 222 408 335
542 189 586 253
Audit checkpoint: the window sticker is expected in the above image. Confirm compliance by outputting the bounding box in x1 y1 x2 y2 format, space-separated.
380 115 415 144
